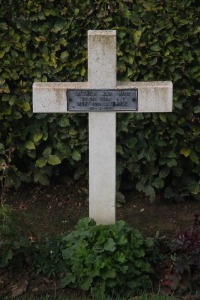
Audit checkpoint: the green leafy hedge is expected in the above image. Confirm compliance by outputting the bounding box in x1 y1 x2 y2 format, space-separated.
0 0 199 200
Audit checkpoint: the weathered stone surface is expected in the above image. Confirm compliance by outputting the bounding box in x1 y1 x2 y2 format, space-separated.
117 81 173 112
33 81 172 113
88 30 116 224
33 82 88 113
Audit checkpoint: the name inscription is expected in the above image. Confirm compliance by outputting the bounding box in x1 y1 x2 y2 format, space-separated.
67 89 138 112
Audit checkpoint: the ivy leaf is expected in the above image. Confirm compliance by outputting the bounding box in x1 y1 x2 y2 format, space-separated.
104 238 116 252
188 182 199 194
26 141 35 150
189 151 199 164
150 43 161 52
152 178 164 189
173 167 183 177
43 147 52 158
116 191 126 204
80 67 85 77
80 277 93 291
159 114 167 122
133 30 142 44
74 8 79 15
33 133 43 143
116 145 124 156
2 94 10 101
145 237 154 248
126 137 137 149
58 116 69 127
193 106 200 113
9 96 16 106
102 269 116 280
48 155 61 165
21 102 30 112
167 159 177 167
35 157 47 168
14 112 22 119
34 173 49 185
52 20 65 33
144 185 155 202
60 51 69 61
159 168 170 178
127 280 140 289
180 148 191 157
69 129 77 136
61 275 76 288
72 150 81 161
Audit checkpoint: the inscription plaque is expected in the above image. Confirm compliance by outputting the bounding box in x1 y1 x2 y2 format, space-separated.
67 89 138 112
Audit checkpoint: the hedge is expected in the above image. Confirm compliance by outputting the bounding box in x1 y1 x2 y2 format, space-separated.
0 0 199 201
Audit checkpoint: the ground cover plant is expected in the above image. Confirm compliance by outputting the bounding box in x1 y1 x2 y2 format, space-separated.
60 218 154 297
163 214 200 296
0 145 15 205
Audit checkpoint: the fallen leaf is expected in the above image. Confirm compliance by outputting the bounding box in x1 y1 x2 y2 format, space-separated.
11 279 28 298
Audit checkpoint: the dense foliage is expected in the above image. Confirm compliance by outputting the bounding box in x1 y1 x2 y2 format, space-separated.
61 218 154 296
163 215 200 295
0 0 199 200
0 204 32 268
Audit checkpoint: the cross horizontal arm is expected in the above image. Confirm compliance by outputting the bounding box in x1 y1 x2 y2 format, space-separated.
33 81 172 113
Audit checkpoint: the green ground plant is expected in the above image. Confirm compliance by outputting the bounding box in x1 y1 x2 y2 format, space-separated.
60 218 155 297
163 214 200 296
0 144 15 205
0 145 33 268
33 235 66 278
0 203 33 268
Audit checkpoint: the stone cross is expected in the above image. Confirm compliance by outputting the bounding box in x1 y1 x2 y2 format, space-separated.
33 30 173 225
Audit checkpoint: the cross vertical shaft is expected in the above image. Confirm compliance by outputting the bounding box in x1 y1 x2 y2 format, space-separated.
88 30 116 224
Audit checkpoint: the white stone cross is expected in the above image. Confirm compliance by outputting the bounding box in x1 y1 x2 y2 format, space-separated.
33 30 173 225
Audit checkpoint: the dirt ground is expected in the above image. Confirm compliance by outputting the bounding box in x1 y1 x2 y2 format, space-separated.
0 180 199 299
6 180 200 239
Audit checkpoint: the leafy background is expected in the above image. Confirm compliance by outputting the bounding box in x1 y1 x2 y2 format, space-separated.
0 0 199 201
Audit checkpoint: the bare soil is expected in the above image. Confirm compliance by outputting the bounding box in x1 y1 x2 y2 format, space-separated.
6 180 199 238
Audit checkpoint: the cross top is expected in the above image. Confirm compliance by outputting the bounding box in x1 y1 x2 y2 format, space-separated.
33 30 173 224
